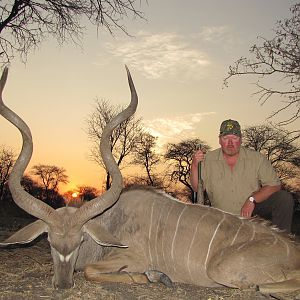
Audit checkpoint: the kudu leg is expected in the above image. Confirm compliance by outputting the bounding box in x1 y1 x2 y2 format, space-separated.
84 248 149 284
84 249 174 287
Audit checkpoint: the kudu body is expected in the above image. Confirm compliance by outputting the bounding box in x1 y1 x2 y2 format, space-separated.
84 188 300 293
0 68 300 293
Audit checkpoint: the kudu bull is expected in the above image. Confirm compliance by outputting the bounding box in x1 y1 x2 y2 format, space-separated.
1 68 300 293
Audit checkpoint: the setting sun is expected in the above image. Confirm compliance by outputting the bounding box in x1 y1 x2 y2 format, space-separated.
72 192 78 198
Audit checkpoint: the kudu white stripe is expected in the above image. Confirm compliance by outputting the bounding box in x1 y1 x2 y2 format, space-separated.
187 211 209 282
204 214 226 270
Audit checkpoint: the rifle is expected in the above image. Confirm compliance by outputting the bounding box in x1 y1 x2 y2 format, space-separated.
196 160 204 204
192 147 204 204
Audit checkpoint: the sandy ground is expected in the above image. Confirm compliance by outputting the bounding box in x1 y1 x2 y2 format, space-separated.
0 214 300 300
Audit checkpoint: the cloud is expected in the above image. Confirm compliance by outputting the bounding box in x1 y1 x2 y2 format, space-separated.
104 31 210 80
197 26 231 42
195 25 242 52
143 112 215 151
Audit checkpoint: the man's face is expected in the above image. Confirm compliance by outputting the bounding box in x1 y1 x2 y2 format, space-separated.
219 134 242 156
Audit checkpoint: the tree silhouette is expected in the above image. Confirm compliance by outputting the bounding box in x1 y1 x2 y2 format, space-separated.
86 99 143 190
31 164 68 206
242 124 300 189
77 185 99 201
225 3 300 126
21 174 44 199
0 0 145 64
0 145 15 201
164 138 211 200
132 132 161 186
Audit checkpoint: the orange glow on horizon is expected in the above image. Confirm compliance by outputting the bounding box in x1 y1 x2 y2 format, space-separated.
61 182 79 194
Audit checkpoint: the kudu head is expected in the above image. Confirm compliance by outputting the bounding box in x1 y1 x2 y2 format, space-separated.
0 66 138 289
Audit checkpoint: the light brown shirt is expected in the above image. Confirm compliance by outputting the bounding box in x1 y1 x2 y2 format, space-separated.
202 147 281 214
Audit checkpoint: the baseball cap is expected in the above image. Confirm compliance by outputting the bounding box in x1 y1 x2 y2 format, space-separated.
219 119 241 137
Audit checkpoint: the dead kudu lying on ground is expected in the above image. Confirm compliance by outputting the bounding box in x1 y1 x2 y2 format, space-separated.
0 68 300 293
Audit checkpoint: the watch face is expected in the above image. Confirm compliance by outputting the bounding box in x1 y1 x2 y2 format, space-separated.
249 196 255 203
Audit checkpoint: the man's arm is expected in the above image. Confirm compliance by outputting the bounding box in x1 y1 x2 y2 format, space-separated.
240 184 281 218
252 184 281 203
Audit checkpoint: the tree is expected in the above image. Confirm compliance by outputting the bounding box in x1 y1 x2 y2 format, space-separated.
63 185 99 207
0 1 145 64
2 174 58 214
164 138 211 201
31 164 68 205
242 124 300 188
86 98 143 190
77 185 99 201
224 3 300 126
0 145 15 201
21 174 44 199
132 132 161 186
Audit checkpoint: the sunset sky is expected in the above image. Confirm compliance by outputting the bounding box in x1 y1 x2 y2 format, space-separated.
1 0 298 193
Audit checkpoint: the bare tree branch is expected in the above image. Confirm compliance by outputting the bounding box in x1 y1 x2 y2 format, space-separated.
0 0 146 64
86 98 143 190
224 3 300 126
242 124 300 189
132 131 161 186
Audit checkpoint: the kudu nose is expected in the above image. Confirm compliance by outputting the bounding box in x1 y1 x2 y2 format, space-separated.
53 276 74 289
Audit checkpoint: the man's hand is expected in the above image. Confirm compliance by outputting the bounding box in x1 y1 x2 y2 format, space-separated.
191 150 206 192
240 200 255 218
192 150 205 167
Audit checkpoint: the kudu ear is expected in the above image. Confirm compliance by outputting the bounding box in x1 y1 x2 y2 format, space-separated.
83 219 127 248
0 219 48 245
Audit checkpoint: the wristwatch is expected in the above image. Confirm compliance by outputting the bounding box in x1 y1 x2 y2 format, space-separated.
248 196 256 204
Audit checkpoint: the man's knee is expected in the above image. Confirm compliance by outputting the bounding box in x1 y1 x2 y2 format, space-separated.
268 190 294 233
270 190 294 212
